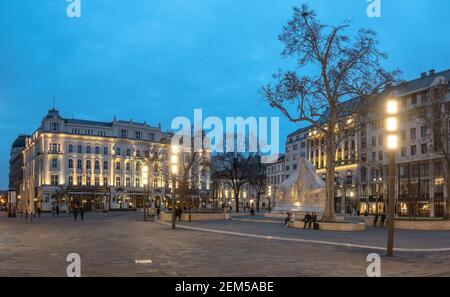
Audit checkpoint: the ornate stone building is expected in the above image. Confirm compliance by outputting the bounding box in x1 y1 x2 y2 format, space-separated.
19 108 211 212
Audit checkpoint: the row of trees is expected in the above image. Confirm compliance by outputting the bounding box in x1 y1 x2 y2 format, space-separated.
212 151 268 213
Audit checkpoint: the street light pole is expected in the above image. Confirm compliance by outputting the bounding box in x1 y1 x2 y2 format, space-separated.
170 145 179 230
385 98 398 257
387 150 396 256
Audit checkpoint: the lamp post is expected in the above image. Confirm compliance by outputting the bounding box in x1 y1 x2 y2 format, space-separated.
385 98 399 257
143 164 149 221
170 145 179 230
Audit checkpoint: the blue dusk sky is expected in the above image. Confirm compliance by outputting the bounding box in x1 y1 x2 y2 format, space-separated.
1 0 450 188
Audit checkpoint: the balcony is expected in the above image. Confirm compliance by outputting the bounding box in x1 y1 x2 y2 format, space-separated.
48 150 62 155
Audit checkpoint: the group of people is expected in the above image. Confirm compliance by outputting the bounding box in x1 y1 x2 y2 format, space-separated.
284 211 318 229
373 213 387 228
223 205 232 220
51 205 60 217
70 205 85 222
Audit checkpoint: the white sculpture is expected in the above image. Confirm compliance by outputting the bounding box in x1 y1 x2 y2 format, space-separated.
273 158 326 213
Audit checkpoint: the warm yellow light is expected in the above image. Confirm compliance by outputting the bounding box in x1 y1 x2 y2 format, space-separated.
171 145 179 154
171 155 178 164
171 164 178 174
386 99 398 114
386 117 398 132
387 134 398 149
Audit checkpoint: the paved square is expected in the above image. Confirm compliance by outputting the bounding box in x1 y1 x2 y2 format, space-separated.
1 212 449 276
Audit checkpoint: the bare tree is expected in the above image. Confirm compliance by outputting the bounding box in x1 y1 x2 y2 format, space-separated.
157 133 211 212
248 154 268 212
417 79 450 218
260 4 399 222
213 152 254 213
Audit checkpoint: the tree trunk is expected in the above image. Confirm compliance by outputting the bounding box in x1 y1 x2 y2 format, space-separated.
322 130 337 222
256 192 260 212
234 189 240 213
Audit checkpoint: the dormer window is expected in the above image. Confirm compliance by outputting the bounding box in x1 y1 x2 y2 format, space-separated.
51 122 59 132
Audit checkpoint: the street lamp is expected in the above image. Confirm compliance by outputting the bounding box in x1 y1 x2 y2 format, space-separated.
170 145 179 230
385 98 398 257
143 164 149 221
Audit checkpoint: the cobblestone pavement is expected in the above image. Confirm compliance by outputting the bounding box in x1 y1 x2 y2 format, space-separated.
1 211 449 276
188 214 450 250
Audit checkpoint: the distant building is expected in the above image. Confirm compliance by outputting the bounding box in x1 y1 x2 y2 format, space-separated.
284 127 309 180
9 135 29 194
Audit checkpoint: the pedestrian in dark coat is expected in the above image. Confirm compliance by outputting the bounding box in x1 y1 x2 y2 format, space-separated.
380 213 386 228
73 207 78 221
373 213 379 227
80 206 85 221
303 212 311 229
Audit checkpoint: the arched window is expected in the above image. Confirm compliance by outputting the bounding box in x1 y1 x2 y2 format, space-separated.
95 146 100 154
116 161 121 171
86 146 91 154
115 176 121 187
86 160 91 170
103 161 108 170
103 177 108 186
126 162 131 171
77 145 82 154
135 178 141 188
68 159 73 169
95 160 100 170
77 159 82 169
86 176 91 186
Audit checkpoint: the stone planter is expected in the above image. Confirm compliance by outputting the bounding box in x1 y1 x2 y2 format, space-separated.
160 212 225 222
291 220 366 231
395 220 450 231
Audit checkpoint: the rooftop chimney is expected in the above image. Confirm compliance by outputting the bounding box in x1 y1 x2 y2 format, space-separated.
429 69 436 76
421 72 427 78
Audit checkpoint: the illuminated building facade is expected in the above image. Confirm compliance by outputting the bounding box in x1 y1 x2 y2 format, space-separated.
282 69 450 217
20 108 211 212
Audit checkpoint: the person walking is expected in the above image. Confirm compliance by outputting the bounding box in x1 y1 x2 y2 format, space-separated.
284 212 291 227
80 206 85 221
380 213 386 228
373 213 379 228
56 205 60 217
176 206 182 222
37 207 41 218
303 212 311 229
73 207 78 222
156 207 161 220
